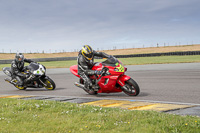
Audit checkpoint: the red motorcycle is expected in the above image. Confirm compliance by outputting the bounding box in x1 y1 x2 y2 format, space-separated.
70 57 140 96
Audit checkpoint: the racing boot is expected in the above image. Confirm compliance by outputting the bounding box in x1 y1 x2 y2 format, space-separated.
91 84 99 91
5 78 17 85
84 81 92 91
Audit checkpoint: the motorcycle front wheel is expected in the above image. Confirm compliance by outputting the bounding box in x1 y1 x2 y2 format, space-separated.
122 78 140 96
43 78 56 90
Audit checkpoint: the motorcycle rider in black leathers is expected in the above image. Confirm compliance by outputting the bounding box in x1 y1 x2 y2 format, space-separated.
78 45 113 90
11 53 34 87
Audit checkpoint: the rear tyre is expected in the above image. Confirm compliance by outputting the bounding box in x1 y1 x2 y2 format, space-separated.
15 85 27 90
80 79 98 95
122 78 140 96
12 79 27 90
43 78 56 90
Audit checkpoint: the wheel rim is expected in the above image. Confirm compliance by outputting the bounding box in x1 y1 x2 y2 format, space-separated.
15 85 25 90
13 80 25 90
123 83 136 95
44 80 54 90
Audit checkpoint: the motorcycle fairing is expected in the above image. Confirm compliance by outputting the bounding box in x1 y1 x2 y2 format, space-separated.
97 75 122 93
2 67 12 77
70 65 80 78
117 75 131 86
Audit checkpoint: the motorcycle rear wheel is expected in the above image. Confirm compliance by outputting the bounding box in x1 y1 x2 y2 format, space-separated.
15 85 27 90
12 79 27 90
122 78 140 96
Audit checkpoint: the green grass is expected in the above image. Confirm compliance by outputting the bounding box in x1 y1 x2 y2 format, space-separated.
1 55 200 70
0 64 11 70
118 55 200 65
0 98 199 133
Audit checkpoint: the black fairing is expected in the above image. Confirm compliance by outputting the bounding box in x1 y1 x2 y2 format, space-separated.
2 67 12 77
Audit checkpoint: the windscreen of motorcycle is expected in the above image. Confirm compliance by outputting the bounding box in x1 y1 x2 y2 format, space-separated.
28 63 46 75
102 57 118 67
28 63 39 70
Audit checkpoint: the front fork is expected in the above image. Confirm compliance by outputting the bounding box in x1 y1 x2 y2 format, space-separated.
39 76 49 87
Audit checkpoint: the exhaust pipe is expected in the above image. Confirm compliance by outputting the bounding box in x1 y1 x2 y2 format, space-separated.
74 82 99 92
5 78 11 83
74 82 85 89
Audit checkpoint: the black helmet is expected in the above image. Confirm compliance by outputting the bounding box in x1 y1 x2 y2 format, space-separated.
81 45 93 61
15 53 24 63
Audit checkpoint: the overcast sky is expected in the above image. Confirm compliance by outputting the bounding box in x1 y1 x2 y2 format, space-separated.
0 0 200 53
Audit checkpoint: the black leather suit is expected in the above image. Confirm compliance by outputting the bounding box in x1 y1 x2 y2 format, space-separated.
77 50 110 89
11 58 34 86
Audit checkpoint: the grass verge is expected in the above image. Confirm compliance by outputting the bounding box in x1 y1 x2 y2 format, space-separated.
1 55 200 70
0 98 199 133
118 55 200 65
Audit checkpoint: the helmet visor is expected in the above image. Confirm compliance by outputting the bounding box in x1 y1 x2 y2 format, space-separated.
16 55 24 62
18 58 23 61
87 53 93 60
82 52 93 60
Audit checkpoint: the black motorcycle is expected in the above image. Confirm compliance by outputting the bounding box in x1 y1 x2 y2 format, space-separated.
2 62 56 90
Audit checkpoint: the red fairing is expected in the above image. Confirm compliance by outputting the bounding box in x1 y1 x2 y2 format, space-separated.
91 62 125 93
70 65 80 78
92 62 103 71
117 75 131 86
97 75 122 93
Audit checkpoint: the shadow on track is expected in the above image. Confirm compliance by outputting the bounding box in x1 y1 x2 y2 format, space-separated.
84 92 149 98
21 88 66 91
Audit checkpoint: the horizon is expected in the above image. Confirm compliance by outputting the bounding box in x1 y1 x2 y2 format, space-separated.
0 44 199 54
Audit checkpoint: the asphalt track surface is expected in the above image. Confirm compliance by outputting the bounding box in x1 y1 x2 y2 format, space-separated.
0 63 200 104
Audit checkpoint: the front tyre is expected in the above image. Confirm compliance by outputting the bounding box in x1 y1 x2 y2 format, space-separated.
122 78 140 96
43 78 56 90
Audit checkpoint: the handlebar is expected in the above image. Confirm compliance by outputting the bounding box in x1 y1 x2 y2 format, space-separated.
100 67 109 76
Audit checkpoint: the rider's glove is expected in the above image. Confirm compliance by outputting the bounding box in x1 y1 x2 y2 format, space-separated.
95 70 102 75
